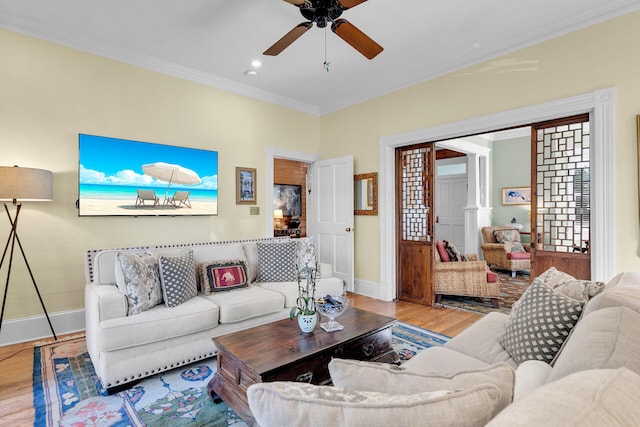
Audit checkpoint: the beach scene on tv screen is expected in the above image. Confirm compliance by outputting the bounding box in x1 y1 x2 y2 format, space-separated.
79 134 218 216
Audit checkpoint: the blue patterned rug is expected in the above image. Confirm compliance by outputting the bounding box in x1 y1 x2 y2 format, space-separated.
33 322 449 426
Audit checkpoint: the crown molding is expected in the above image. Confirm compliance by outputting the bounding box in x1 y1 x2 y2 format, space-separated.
0 14 321 116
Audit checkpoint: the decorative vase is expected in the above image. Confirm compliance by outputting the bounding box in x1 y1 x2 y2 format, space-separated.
297 313 317 333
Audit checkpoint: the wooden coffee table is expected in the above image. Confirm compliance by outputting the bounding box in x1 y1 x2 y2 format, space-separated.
207 307 396 425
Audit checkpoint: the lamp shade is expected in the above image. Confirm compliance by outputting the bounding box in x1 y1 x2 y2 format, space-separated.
0 166 53 202
274 209 284 219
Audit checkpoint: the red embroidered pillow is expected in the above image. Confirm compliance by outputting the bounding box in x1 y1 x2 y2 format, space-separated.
198 260 248 294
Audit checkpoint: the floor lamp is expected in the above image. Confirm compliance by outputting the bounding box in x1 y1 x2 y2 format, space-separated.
0 165 57 340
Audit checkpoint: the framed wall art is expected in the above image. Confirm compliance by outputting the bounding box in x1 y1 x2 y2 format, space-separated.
501 186 531 205
273 184 302 216
236 167 257 204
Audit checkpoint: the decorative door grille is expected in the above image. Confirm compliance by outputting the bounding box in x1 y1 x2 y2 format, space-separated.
534 116 590 253
400 146 432 242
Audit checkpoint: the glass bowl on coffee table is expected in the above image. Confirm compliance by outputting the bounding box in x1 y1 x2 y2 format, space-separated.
316 295 349 332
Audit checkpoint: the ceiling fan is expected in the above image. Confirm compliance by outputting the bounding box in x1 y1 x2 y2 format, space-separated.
264 0 383 60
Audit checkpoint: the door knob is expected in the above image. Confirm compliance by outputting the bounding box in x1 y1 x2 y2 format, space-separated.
345 227 352 232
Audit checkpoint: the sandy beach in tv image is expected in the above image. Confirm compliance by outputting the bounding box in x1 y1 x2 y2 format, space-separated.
78 134 218 216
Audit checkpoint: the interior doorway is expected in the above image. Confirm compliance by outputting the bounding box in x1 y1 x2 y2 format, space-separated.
379 88 615 302
434 154 468 252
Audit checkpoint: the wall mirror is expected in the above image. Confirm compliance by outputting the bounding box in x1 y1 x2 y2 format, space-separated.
354 172 378 216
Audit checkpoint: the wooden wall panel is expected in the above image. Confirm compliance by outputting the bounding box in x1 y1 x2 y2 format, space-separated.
274 158 308 237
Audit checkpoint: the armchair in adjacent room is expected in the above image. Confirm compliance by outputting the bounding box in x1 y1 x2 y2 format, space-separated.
480 226 531 278
434 240 500 307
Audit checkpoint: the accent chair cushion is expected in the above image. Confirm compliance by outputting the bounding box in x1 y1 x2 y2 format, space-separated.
486 266 498 283
500 278 583 364
197 260 248 294
158 250 198 308
247 381 506 427
256 240 297 282
116 252 163 315
506 252 531 260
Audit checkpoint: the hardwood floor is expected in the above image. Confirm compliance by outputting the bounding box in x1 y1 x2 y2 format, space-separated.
0 294 481 426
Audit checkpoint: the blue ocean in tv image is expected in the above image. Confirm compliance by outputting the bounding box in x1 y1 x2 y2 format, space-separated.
78 134 219 216
80 184 218 201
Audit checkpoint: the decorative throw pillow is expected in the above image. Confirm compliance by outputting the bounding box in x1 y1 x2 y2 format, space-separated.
296 237 317 279
500 278 584 364
494 229 521 243
443 240 460 261
435 240 451 262
328 360 515 409
247 382 505 427
197 260 248 294
116 252 163 315
504 241 526 253
536 267 605 302
158 250 197 308
536 266 576 288
256 240 297 282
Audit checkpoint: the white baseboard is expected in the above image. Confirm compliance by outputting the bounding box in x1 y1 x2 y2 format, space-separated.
354 278 390 301
0 308 85 346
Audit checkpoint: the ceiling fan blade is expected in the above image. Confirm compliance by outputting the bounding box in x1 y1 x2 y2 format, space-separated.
331 18 383 59
283 0 308 6
264 22 313 56
337 0 368 9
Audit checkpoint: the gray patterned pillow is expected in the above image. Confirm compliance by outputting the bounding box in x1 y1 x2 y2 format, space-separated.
158 250 197 308
116 252 163 315
256 241 297 282
501 278 584 364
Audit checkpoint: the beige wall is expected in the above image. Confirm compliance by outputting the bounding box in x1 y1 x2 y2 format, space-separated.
0 29 320 319
320 10 640 284
3 9 640 321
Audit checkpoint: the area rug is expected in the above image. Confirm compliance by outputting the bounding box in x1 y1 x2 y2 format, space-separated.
33 322 449 427
437 270 530 315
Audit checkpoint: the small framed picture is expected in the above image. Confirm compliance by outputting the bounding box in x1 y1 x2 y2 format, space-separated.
236 167 257 205
501 187 531 205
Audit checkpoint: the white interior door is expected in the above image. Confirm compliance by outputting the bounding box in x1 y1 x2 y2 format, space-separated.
434 159 467 251
311 155 354 292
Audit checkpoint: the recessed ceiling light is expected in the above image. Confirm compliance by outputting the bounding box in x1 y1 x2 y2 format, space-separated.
244 70 258 77
251 60 262 68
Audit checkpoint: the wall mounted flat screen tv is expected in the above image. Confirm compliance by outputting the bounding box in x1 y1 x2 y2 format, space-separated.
78 134 218 216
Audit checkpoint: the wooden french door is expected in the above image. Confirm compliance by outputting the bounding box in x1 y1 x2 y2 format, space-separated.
396 143 435 305
530 114 591 279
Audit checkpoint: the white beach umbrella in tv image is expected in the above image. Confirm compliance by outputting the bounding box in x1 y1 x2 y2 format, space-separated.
142 162 201 200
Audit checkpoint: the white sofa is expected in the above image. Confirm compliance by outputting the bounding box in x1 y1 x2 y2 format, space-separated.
247 271 640 427
84 237 343 391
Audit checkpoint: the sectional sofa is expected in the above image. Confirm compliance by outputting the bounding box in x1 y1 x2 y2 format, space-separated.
84 237 343 391
247 270 640 426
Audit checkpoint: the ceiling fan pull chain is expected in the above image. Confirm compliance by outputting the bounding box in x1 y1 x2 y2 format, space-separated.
323 26 331 72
